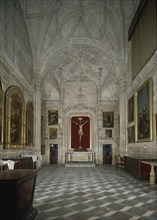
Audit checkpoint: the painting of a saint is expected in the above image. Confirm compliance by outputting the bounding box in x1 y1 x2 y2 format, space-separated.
103 112 114 128
106 129 112 138
5 85 25 148
48 110 58 125
49 128 57 139
10 96 22 144
137 79 152 141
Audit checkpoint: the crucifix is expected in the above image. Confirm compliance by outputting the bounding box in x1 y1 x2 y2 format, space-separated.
72 118 88 148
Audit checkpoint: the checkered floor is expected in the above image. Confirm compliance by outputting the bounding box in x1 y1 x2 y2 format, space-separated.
33 165 157 220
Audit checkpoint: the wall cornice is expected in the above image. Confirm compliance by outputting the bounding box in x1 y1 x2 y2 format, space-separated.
126 50 157 97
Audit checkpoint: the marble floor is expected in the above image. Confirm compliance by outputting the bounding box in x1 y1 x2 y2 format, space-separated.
33 165 157 220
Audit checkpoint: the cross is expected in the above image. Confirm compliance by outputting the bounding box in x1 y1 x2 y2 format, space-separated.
77 87 84 106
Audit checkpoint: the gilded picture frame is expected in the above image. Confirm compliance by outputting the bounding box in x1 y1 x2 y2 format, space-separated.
48 110 58 125
103 112 114 128
136 78 153 142
128 95 134 123
26 102 34 146
0 78 4 144
49 127 57 139
4 86 25 148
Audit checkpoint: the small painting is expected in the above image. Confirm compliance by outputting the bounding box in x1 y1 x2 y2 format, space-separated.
103 112 114 128
105 129 112 138
49 127 57 139
48 110 58 125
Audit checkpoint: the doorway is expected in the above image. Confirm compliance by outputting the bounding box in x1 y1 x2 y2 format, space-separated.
103 144 112 164
50 144 58 164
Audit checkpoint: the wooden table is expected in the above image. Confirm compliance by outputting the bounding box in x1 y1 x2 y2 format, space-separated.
0 169 38 219
141 160 157 185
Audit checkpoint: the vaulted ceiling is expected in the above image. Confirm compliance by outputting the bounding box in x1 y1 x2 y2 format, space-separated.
19 0 140 101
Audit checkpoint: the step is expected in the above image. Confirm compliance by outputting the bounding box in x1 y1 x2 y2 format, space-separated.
65 161 96 167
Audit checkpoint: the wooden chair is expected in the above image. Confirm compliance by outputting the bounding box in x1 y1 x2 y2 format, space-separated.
115 154 124 169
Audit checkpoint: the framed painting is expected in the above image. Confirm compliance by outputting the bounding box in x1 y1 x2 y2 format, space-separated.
0 78 4 144
105 129 112 138
136 78 153 141
4 86 25 148
49 127 57 139
48 110 58 125
128 126 135 143
103 112 114 128
128 95 134 123
26 102 34 146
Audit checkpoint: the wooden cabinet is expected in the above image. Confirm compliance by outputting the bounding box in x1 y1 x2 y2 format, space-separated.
3 157 34 169
124 156 156 180
0 169 38 220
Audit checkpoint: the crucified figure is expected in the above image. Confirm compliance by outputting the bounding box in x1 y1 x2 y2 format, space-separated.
72 118 88 147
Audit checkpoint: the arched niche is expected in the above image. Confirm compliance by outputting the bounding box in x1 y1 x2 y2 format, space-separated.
26 102 34 146
65 109 96 151
0 78 4 144
4 85 25 149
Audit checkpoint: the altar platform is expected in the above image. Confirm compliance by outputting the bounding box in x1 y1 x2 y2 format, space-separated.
65 150 95 167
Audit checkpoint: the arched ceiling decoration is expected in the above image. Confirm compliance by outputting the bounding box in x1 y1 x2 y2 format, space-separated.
19 0 140 101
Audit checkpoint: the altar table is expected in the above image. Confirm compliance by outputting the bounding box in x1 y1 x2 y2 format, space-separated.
141 160 157 185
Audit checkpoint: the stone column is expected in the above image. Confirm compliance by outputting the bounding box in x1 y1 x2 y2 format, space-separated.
34 78 42 167
119 90 127 155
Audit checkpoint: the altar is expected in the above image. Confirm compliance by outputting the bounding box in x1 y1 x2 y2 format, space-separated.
65 150 95 167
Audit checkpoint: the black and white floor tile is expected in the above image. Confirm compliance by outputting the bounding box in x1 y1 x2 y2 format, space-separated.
33 165 157 220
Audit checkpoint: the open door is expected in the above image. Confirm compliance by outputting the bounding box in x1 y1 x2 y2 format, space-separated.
103 144 112 164
50 144 58 164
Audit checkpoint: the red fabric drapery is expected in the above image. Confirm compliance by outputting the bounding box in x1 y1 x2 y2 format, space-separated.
71 116 90 149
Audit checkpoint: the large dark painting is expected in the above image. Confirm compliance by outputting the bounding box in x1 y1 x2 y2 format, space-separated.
137 79 152 141
128 95 134 123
